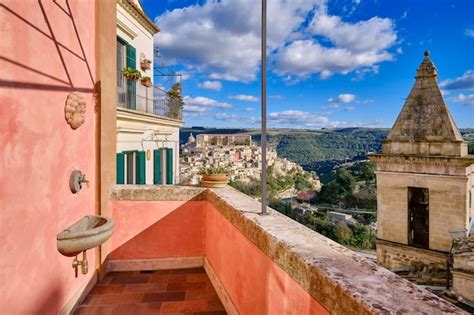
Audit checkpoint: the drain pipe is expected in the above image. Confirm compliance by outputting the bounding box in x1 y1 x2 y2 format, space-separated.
260 0 268 215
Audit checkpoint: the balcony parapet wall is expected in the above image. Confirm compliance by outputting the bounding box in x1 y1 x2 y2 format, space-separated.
110 185 465 314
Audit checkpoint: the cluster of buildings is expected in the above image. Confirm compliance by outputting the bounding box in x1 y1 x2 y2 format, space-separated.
180 133 305 185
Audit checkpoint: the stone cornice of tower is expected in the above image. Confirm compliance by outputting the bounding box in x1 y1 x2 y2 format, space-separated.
368 153 474 176
384 51 467 157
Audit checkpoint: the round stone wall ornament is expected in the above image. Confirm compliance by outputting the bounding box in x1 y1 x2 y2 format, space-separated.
65 92 86 130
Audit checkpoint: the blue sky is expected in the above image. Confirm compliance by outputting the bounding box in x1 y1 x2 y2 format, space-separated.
142 0 474 129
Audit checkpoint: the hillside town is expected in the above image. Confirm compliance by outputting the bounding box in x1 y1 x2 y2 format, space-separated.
180 134 321 192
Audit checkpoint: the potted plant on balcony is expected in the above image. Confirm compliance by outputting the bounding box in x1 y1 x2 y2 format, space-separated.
166 83 184 119
199 167 229 188
122 67 141 81
140 58 152 70
140 76 152 87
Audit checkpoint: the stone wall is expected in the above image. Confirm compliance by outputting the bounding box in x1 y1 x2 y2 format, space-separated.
377 240 447 270
452 271 474 302
375 170 469 252
452 237 474 302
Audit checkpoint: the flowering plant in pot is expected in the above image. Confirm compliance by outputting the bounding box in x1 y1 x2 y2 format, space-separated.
122 67 141 81
140 58 152 70
199 166 229 188
167 83 184 119
140 76 152 87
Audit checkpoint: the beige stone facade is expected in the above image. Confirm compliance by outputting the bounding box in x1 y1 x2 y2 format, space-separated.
369 52 474 272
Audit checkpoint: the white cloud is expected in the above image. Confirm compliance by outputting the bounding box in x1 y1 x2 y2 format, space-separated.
198 80 222 91
327 94 356 103
155 0 397 82
229 94 259 102
268 110 329 127
440 70 474 90
214 113 260 124
396 47 403 54
244 107 256 112
155 0 320 82
465 28 474 37
183 96 232 114
274 11 397 79
451 93 474 106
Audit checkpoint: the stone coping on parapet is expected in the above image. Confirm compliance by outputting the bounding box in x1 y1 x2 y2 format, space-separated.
110 185 206 201
110 185 466 314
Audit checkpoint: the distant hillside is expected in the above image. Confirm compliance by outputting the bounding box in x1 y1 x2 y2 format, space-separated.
181 127 474 180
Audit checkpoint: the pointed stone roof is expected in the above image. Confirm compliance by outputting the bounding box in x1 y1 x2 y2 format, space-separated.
384 51 467 156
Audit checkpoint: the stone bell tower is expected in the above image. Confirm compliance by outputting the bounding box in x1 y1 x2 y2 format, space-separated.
370 51 474 271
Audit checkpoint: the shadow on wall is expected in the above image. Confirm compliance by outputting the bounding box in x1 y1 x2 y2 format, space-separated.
0 0 95 93
108 197 208 260
32 281 63 314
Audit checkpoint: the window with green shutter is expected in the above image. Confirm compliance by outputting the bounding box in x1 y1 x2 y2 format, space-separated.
166 148 173 185
136 151 146 184
153 149 162 185
116 153 125 184
126 44 136 110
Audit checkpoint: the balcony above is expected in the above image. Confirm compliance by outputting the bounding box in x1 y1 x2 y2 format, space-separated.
106 185 465 314
117 71 183 122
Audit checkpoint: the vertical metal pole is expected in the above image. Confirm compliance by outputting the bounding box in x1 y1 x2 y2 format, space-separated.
261 0 268 215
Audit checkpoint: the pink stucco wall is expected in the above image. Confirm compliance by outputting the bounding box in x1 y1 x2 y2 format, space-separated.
206 204 329 315
109 200 206 259
107 199 328 314
0 1 97 313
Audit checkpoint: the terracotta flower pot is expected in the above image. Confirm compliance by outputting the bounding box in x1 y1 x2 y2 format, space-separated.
141 79 152 87
126 74 139 81
141 61 151 70
201 174 229 188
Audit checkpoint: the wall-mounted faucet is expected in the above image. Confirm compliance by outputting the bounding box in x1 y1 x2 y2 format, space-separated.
72 251 88 277
69 170 90 194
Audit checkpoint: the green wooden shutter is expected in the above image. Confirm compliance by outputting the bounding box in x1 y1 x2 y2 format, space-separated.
116 153 125 184
153 149 162 185
166 148 173 184
126 44 136 110
136 151 146 184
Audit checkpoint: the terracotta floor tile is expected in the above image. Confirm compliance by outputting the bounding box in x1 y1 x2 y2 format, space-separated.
185 290 208 301
188 312 227 315
143 291 186 303
77 268 225 314
111 302 162 315
160 300 209 313
107 271 139 277
206 299 225 312
74 305 115 315
124 282 168 293
96 293 144 305
168 274 188 284
187 274 208 283
90 285 126 295
167 281 206 292
149 274 171 284
110 275 151 285
139 269 171 275
172 268 205 274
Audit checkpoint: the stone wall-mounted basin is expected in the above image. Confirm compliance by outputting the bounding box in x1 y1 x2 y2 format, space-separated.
57 215 114 257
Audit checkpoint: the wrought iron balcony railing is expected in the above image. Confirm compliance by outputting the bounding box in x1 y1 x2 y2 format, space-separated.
117 70 183 120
